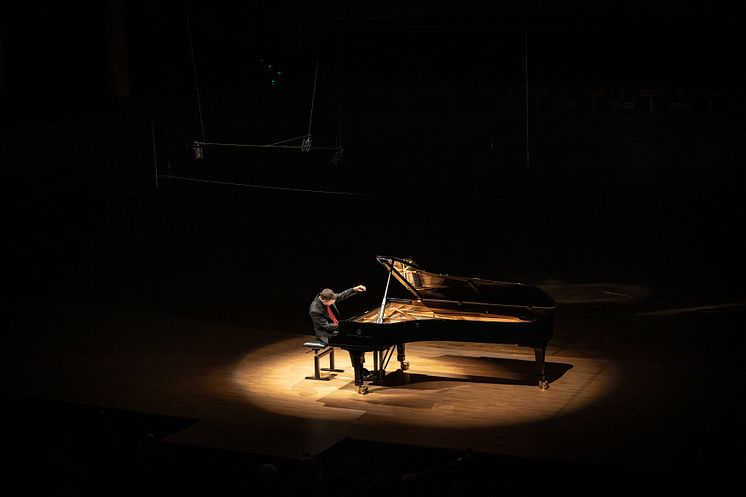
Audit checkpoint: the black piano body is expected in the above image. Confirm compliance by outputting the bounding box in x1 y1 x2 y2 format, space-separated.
329 256 556 394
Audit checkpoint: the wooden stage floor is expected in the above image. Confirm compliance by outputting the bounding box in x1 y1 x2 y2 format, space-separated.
4 281 744 489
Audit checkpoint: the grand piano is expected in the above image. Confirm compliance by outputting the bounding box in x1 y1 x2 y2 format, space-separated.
329 256 557 394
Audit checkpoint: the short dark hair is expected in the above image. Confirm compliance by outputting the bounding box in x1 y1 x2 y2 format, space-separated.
319 288 336 301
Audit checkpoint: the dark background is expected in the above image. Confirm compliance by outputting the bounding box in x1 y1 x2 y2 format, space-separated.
3 1 745 321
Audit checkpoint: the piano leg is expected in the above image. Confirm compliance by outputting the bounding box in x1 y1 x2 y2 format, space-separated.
397 344 409 371
348 350 368 394
534 347 549 390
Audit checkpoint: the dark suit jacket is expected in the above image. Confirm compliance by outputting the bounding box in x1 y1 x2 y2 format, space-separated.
309 287 358 342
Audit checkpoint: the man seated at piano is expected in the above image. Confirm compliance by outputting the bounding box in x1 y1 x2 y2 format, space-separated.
309 285 372 377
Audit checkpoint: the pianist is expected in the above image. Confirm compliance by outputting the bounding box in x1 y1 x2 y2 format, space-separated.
309 285 371 377
309 285 366 344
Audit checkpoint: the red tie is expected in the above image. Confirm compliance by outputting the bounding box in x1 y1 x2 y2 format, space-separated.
327 306 338 324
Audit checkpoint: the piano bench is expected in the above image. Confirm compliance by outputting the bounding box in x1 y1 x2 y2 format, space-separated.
303 340 344 381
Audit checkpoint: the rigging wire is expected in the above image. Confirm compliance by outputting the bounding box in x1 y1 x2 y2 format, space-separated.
159 12 345 195
524 28 530 171
304 55 320 151
151 116 159 189
186 54 340 155
175 3 343 162
157 174 374 197
180 17 336 158
194 139 341 151
156 174 504 204
185 0 207 154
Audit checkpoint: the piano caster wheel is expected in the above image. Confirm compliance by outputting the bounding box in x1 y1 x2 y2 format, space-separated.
539 380 549 391
358 385 369 395
401 361 409 371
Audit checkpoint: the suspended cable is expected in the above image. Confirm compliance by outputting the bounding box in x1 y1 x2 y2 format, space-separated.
151 115 159 189
268 135 311 146
157 174 374 197
157 174 506 203
193 139 341 151
184 52 340 159
185 0 207 153
302 55 320 152
337 102 343 147
524 28 530 170
331 56 344 165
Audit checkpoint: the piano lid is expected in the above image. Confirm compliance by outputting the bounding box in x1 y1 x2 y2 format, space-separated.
376 256 556 311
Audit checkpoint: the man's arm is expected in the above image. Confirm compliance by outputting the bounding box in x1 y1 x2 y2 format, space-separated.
335 285 367 302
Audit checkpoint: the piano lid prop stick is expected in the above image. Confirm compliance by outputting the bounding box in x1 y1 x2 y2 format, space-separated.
377 261 394 324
